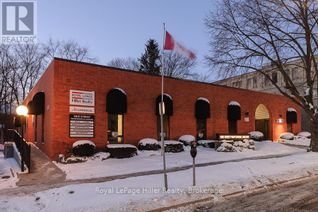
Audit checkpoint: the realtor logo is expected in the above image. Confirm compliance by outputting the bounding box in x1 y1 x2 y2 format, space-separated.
1 0 37 44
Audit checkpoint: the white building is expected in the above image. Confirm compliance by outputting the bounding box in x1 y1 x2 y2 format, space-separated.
214 60 318 131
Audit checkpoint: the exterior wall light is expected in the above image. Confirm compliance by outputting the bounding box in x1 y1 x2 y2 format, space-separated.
16 105 29 116
276 114 284 124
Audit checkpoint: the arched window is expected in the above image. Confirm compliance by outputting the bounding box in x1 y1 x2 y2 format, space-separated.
106 88 127 144
227 101 241 134
286 108 297 133
195 97 210 140
156 93 173 139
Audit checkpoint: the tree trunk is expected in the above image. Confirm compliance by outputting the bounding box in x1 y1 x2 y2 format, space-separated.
310 117 318 152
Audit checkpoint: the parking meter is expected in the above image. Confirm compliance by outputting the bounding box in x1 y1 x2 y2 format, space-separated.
190 141 197 158
190 141 197 186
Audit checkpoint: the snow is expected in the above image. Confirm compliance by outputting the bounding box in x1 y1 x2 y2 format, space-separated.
248 131 264 140
72 140 95 148
3 152 318 211
138 138 158 145
297 131 311 138
228 101 240 106
0 152 20 190
280 132 295 140
217 139 255 152
197 140 216 145
163 93 172 100
280 137 311 147
197 97 210 103
56 141 303 180
178 135 195 144
113 87 126 95
107 144 137 149
164 140 183 145
287 107 296 112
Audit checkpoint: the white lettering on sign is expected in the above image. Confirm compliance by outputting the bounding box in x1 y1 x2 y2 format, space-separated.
70 106 95 114
70 90 95 106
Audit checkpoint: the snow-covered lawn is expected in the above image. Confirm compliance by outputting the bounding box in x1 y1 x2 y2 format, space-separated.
55 141 304 180
0 151 20 190
279 137 311 147
2 152 318 211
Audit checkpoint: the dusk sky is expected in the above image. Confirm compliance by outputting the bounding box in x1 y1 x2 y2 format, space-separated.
38 0 217 80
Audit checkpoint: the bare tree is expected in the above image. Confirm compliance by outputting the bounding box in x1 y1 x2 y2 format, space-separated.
43 38 97 64
163 52 197 79
108 57 139 71
206 0 318 151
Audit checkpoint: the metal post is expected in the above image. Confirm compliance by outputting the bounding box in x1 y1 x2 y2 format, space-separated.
161 23 168 191
193 157 196 186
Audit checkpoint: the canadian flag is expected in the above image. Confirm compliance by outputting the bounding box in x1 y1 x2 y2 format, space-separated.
164 31 196 60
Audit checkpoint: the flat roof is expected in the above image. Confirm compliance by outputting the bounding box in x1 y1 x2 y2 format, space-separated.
51 57 285 98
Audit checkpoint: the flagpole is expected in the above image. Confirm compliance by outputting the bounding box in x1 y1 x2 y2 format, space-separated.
161 22 168 191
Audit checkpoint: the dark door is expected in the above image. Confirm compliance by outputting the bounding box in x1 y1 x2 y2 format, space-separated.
255 119 270 140
197 118 207 140
228 120 237 134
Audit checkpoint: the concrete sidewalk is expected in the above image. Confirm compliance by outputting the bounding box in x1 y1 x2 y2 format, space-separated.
16 144 66 187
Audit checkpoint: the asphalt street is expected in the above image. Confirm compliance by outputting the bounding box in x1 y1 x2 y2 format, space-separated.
194 179 318 212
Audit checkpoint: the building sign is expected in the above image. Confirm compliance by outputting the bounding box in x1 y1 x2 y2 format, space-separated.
70 106 95 114
70 90 95 107
218 134 250 141
70 114 94 138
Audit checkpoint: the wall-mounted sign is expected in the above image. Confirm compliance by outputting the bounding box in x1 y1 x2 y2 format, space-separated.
70 106 95 114
70 90 95 107
70 114 94 138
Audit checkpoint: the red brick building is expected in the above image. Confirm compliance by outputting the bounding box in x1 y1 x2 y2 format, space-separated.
24 58 301 159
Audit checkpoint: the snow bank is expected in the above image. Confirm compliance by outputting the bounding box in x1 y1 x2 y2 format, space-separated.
297 131 311 138
72 140 96 148
138 138 158 145
217 139 255 152
198 140 216 148
178 135 195 145
248 131 264 141
280 132 295 140
138 138 160 151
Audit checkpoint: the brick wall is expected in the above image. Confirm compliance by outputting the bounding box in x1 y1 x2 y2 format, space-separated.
25 58 301 159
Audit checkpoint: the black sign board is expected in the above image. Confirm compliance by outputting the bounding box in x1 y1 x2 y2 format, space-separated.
70 114 94 138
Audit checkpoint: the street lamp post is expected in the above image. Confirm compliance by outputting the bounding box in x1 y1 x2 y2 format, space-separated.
16 105 28 172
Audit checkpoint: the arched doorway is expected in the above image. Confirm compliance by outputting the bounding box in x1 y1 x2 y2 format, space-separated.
255 104 270 140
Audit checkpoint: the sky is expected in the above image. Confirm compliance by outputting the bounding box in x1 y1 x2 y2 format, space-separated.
37 0 217 80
